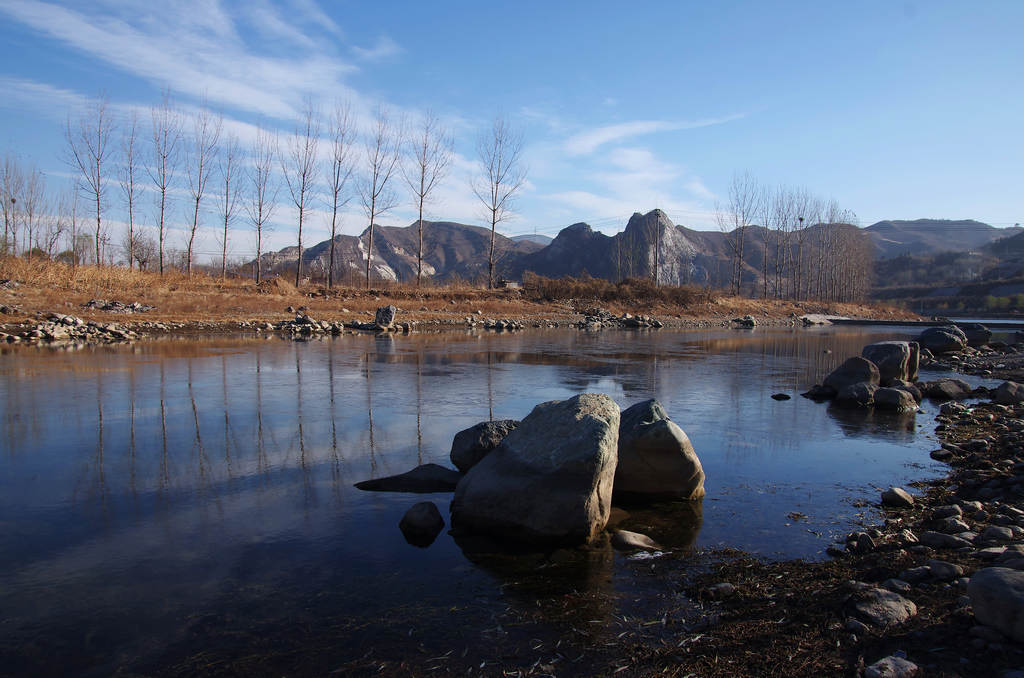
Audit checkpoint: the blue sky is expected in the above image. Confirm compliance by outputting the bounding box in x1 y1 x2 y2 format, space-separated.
0 0 1021 260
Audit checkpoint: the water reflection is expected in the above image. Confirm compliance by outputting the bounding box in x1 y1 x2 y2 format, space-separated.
0 326 944 675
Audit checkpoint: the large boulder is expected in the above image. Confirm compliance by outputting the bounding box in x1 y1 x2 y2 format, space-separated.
993 381 1024 406
824 357 880 392
957 322 992 348
614 399 705 501
354 463 462 493
917 326 967 354
450 419 519 473
968 567 1024 642
450 393 620 546
374 305 397 328
862 342 917 385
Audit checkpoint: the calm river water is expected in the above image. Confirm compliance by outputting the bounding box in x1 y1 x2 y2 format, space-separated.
0 326 948 675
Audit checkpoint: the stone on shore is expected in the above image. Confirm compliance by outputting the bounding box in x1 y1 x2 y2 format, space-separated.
824 356 880 392
399 501 445 547
354 463 462 493
848 587 918 628
993 381 1024 406
957 322 992 348
881 487 914 508
862 341 917 385
450 419 519 473
610 529 661 552
865 656 921 678
375 305 397 328
969 567 1024 642
450 393 620 546
614 399 705 501
924 378 972 401
917 325 967 354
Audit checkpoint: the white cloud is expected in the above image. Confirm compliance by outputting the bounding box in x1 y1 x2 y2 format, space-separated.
563 114 744 156
351 35 402 62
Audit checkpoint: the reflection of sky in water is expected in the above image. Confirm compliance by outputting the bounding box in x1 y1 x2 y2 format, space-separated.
0 326 947 673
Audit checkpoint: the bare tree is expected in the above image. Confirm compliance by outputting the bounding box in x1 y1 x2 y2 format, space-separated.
1 152 24 255
403 110 452 287
473 117 526 289
246 126 278 284
21 165 46 255
148 92 183 275
358 104 402 288
184 105 222 275
326 102 355 289
716 171 762 296
280 100 321 287
64 96 115 266
119 111 140 269
216 133 241 278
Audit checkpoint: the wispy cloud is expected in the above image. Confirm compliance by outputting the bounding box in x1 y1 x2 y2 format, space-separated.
351 35 402 62
563 114 744 156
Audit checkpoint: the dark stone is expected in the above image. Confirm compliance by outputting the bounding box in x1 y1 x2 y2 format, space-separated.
771 393 791 401
399 501 445 547
917 326 967 354
450 419 519 473
957 322 992 348
354 463 462 493
824 357 880 392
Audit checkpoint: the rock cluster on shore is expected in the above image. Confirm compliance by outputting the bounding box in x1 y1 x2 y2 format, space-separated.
0 312 140 345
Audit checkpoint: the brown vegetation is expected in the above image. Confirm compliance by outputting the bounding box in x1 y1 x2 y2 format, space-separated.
0 258 916 328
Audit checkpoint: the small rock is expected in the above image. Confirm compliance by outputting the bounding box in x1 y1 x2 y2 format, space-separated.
848 588 917 628
882 487 914 508
610 529 662 552
705 582 736 599
398 501 445 547
770 393 791 401
928 559 965 581
865 655 920 678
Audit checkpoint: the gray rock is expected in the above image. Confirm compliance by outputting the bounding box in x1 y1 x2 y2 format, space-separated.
982 526 1015 543
705 582 736 599
925 378 972 401
862 341 917 385
918 531 973 549
875 387 918 412
374 305 397 328
836 382 877 408
614 399 705 501
933 504 964 520
994 381 1024 406
957 322 993 348
881 487 914 508
918 325 968 354
611 529 661 552
969 567 1024 642
882 578 912 594
865 656 920 678
399 501 445 547
928 559 965 581
354 463 462 493
936 516 971 534
824 356 880 392
450 393 620 546
889 379 923 404
849 588 917 628
449 419 519 473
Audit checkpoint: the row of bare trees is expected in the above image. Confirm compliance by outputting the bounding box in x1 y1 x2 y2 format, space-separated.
33 92 527 289
718 172 872 302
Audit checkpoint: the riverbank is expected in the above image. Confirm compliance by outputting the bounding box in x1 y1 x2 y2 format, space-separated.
0 259 916 339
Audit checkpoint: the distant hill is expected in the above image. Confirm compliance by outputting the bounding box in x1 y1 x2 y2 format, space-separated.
511 234 553 246
864 219 1019 259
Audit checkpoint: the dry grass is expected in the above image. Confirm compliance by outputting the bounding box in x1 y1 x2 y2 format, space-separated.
0 257 917 326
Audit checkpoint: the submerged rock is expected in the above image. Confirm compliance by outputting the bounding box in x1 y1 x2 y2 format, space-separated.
614 399 705 501
399 501 445 547
610 529 661 552
354 463 462 493
451 393 620 546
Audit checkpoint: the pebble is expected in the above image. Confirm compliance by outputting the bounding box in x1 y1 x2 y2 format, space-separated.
864 655 920 678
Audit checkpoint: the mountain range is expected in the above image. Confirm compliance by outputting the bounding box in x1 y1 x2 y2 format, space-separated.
254 212 1019 288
